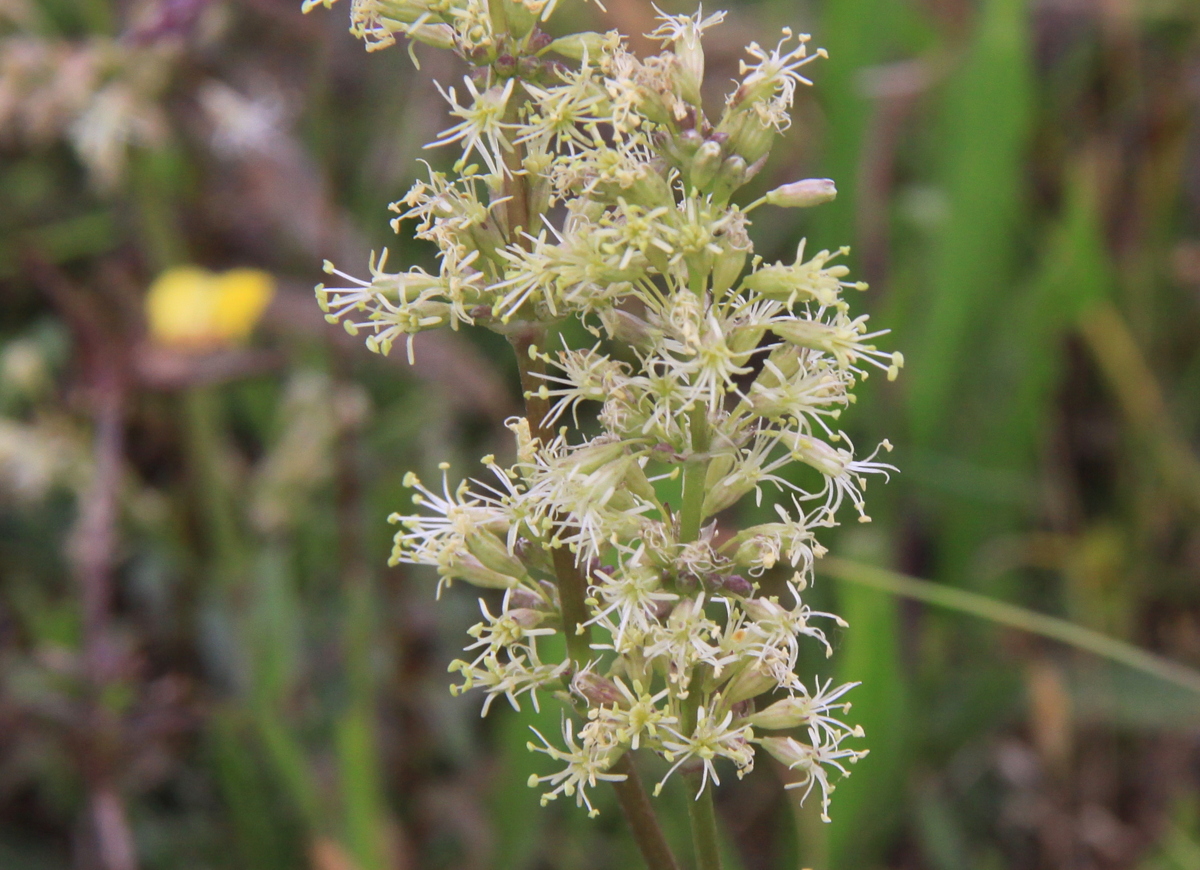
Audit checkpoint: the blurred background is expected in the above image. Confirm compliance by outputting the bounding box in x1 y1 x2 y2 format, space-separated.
2 0 1199 868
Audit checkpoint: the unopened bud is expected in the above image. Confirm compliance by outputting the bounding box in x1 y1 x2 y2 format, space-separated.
721 661 776 704
746 696 815 730
507 586 546 611
527 28 554 53
765 178 837 208
600 308 658 349
715 574 753 596
545 31 607 60
436 553 520 590
495 54 518 76
506 608 547 629
573 671 624 706
676 128 704 157
465 530 527 579
690 140 723 189
717 154 748 188
405 23 455 50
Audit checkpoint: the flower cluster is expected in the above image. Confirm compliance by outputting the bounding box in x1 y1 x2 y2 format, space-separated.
308 0 900 822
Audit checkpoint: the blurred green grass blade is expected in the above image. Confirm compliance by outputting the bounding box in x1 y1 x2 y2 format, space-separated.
1070 664 1200 731
823 557 1200 696
249 546 303 711
906 0 1033 446
337 577 389 870
1079 302 1200 516
915 783 970 870
829 532 908 870
210 713 293 870
337 707 388 870
246 548 321 828
0 211 118 278
817 0 928 249
929 164 1114 588
255 713 321 829
990 162 1112 469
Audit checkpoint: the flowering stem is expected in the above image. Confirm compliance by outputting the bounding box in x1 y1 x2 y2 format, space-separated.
678 398 720 870
678 404 711 544
512 328 680 870
502 98 532 244
611 754 682 870
684 773 722 870
510 329 591 664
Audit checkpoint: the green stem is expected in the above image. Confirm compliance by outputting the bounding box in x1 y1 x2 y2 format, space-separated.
678 404 711 544
610 754 681 870
677 402 720 870
510 326 678 869
495 60 674 869
684 773 722 870
501 95 531 246
510 329 592 664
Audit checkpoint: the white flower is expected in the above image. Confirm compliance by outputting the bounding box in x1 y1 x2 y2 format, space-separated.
450 650 569 716
757 728 867 823
463 592 556 666
730 28 826 116
527 718 628 817
429 76 515 177
584 550 678 651
655 705 754 798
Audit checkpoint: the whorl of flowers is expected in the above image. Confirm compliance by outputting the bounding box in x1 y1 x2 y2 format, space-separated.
307 0 901 822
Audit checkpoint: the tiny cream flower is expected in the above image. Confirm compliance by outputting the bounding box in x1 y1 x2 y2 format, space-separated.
430 76 515 177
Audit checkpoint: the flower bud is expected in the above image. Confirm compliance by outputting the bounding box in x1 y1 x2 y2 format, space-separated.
507 586 547 611
405 22 455 50
720 661 776 705
573 671 625 707
569 439 629 476
623 459 660 504
745 695 816 730
690 140 723 189
673 35 705 106
789 434 849 480
720 109 776 165
711 574 752 596
717 155 748 189
765 178 837 208
742 595 787 623
702 465 758 517
711 247 747 297
527 28 553 53
465 530 527 579
545 31 608 60
506 607 548 629
757 735 811 769
436 552 521 590
599 308 660 349
494 54 518 77
518 56 541 78
676 128 703 157
769 319 843 356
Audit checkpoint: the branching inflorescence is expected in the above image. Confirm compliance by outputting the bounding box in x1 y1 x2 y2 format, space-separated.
305 0 901 839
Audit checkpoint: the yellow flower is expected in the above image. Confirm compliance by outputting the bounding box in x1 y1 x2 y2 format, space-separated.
145 266 275 349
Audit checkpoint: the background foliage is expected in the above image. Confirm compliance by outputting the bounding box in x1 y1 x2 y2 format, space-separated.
1 0 1199 868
